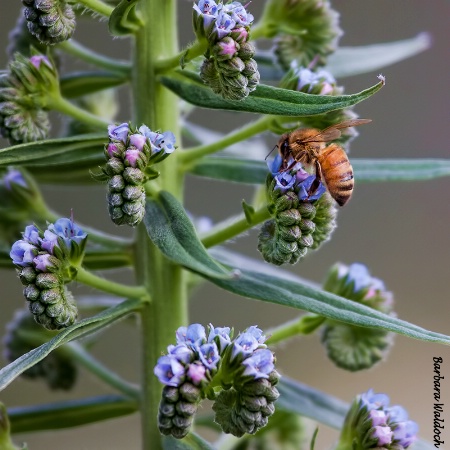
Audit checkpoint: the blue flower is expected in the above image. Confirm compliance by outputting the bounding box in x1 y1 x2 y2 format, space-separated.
296 172 326 201
108 123 129 143
3 168 27 190
208 324 232 353
241 349 274 380
154 355 186 387
197 342 220 370
292 65 336 95
223 2 254 26
245 326 266 344
167 344 195 365
23 224 40 245
212 10 236 40
360 389 390 409
50 218 87 248
176 323 207 348
138 126 176 155
10 240 38 267
231 332 260 361
196 0 220 15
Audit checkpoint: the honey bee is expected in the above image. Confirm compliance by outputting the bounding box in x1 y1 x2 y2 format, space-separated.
277 119 372 206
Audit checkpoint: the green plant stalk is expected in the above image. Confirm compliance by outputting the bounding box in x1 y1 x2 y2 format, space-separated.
266 314 326 345
48 95 110 129
200 204 271 248
132 1 187 448
58 40 131 75
65 342 140 400
155 39 208 73
75 0 114 17
179 115 273 167
76 267 149 301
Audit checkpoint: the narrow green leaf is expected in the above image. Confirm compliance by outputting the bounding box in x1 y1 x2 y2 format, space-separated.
0 298 141 392
326 33 431 78
0 134 105 168
8 395 137 434
60 72 128 98
188 157 450 185
160 71 384 116
209 248 450 346
277 377 435 450
109 0 143 36
163 433 215 450
144 191 233 279
353 159 450 181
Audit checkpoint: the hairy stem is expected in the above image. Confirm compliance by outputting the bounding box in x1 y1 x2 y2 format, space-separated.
76 267 150 301
179 115 272 167
132 1 186 448
155 40 207 73
58 40 131 75
75 0 114 17
66 342 140 399
266 314 326 345
201 204 271 248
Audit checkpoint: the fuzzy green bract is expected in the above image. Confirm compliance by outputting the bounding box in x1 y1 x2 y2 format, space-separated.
0 0 446 449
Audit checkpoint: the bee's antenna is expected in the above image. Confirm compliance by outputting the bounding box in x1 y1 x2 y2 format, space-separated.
265 144 278 160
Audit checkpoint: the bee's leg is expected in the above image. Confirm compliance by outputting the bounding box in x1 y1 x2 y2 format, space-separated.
308 160 323 196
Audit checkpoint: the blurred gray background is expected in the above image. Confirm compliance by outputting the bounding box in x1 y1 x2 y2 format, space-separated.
1 1 449 448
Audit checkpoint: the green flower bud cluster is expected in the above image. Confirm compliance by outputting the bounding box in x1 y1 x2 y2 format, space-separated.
193 1 260 100
22 0 76 45
258 165 337 266
200 34 260 101
10 219 87 330
261 0 342 70
155 324 279 439
7 12 49 60
213 369 280 438
3 309 77 389
158 382 202 439
321 263 395 371
0 52 58 144
103 123 176 227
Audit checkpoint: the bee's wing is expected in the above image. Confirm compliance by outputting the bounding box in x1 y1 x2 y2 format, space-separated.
300 119 372 143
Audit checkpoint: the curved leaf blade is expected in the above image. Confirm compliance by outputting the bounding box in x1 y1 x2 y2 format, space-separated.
163 434 215 450
326 33 431 78
109 0 143 36
188 157 450 184
209 248 450 346
161 71 384 116
144 191 233 279
0 298 141 392
0 134 105 168
9 395 137 433
60 72 128 98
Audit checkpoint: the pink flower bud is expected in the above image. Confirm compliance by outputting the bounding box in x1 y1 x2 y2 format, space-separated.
129 134 147 151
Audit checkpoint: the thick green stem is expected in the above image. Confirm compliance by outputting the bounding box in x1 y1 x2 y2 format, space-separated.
200 204 271 248
76 267 149 301
65 342 140 400
180 115 272 167
58 40 131 75
48 95 109 129
75 0 114 17
132 1 186 448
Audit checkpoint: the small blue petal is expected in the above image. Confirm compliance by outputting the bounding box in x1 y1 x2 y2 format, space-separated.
241 349 274 379
3 168 27 190
108 123 129 143
10 240 38 266
154 355 186 387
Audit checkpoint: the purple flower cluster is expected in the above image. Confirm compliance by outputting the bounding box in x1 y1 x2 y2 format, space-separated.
194 0 259 100
155 324 275 388
359 389 418 448
10 219 87 271
9 219 85 330
104 123 176 227
193 0 254 42
155 323 277 439
268 153 326 201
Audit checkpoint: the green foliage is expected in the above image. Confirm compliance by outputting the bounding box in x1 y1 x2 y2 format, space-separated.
0 1 443 449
